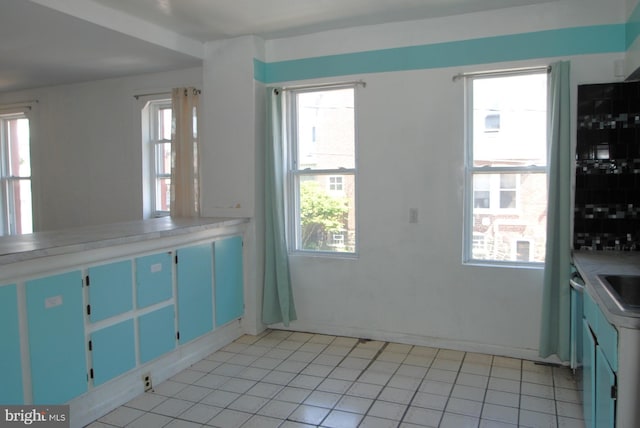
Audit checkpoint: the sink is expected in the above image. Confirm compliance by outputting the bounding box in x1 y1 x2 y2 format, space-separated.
598 274 640 311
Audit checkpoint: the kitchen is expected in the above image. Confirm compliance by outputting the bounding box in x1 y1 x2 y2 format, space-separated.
0 0 639 427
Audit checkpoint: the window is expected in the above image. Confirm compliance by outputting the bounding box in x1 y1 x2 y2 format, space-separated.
328 176 343 192
286 86 357 254
0 111 32 235
464 71 548 264
484 112 501 132
146 99 172 217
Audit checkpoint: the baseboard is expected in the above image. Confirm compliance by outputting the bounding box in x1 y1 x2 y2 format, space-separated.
270 320 563 365
69 320 243 428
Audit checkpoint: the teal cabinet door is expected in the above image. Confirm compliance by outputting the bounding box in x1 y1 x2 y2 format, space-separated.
214 236 244 326
139 305 175 363
595 346 616 428
136 253 173 308
0 284 24 404
582 319 596 428
26 271 87 404
91 319 136 386
88 260 133 322
176 244 213 344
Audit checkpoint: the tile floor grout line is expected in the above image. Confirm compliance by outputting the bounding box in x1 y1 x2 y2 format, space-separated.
91 330 584 428
396 344 439 428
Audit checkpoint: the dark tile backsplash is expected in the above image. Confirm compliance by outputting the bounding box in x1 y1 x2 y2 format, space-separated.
575 82 640 251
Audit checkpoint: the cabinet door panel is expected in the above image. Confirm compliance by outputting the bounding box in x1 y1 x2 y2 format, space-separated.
215 236 244 326
582 319 595 428
139 305 175 363
595 346 616 428
0 284 24 404
26 271 87 404
88 260 133 322
136 253 173 308
597 309 618 372
176 244 213 344
91 319 136 386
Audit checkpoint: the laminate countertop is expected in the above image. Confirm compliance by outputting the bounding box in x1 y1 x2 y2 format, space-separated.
573 250 640 329
0 217 248 266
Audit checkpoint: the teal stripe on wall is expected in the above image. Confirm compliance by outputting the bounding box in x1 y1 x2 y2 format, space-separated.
627 2 640 48
256 24 625 83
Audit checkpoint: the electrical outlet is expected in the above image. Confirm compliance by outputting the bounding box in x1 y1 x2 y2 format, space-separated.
142 373 153 392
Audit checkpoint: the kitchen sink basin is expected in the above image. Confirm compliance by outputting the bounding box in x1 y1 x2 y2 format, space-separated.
598 274 640 311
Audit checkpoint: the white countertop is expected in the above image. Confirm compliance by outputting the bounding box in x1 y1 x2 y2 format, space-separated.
0 217 248 266
573 250 640 329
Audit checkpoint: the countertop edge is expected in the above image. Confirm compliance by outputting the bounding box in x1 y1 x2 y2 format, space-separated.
0 217 249 266
572 251 640 329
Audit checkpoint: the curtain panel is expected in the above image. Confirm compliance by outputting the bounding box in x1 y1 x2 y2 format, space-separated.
262 88 297 326
170 87 200 218
539 61 572 361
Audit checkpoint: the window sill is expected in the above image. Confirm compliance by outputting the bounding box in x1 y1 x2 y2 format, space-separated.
463 259 544 270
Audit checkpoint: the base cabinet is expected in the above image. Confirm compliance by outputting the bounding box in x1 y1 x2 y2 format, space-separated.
0 232 244 409
0 284 24 404
176 244 214 344
582 291 617 428
26 271 87 404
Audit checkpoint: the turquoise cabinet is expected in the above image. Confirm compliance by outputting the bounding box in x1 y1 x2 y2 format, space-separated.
176 244 214 344
596 346 616 428
583 291 617 428
26 271 87 404
215 236 244 326
139 305 176 363
88 260 133 322
90 319 136 386
582 319 595 428
136 252 173 308
0 284 24 404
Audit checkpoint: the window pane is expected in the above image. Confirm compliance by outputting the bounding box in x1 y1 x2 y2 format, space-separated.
297 174 355 252
7 118 30 177
159 107 172 140
296 89 355 170
472 172 547 262
155 177 171 212
472 73 547 167
156 142 172 175
8 179 32 234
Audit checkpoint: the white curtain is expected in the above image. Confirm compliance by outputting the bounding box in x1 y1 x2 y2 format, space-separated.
170 87 200 217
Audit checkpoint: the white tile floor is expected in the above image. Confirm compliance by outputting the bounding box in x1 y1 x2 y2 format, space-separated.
87 330 585 428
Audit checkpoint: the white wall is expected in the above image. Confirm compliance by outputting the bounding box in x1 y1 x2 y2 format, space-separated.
261 0 628 359
201 36 266 335
0 67 202 231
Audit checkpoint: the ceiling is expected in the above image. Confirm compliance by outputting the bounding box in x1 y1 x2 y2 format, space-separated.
0 0 555 93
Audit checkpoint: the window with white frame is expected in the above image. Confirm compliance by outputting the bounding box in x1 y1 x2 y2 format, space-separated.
464 71 548 264
0 110 33 235
286 86 357 254
145 99 172 217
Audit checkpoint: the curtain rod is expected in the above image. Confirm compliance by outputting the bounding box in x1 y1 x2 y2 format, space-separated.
0 100 39 110
133 88 201 100
452 65 551 81
278 80 366 92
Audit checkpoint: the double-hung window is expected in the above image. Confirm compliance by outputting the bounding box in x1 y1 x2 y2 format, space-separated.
286 86 357 254
0 110 32 235
146 99 172 217
464 71 548 264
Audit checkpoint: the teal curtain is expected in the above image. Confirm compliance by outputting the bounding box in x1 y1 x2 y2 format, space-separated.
539 61 572 361
262 88 297 326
